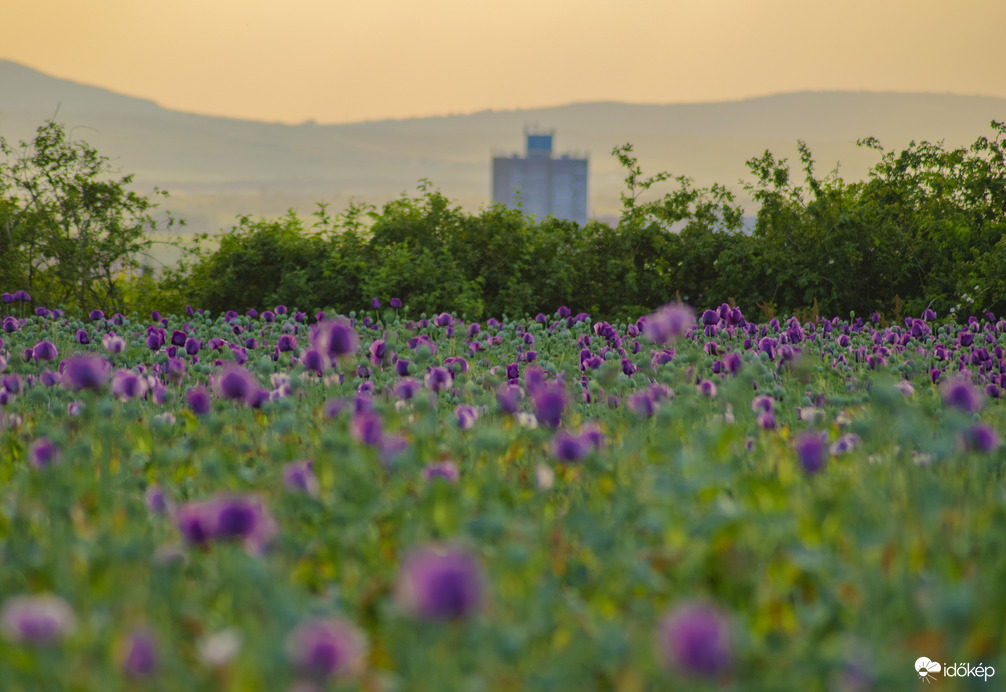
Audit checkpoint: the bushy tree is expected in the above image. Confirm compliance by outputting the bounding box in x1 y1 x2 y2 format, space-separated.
0 119 179 312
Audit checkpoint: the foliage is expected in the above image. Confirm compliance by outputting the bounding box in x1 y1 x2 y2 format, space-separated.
0 119 180 313
0 301 1004 689
151 121 1005 323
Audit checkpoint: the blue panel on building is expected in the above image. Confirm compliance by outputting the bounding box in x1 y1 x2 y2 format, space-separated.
526 135 553 153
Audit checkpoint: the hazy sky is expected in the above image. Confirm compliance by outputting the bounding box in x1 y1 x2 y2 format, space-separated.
4 0 1003 124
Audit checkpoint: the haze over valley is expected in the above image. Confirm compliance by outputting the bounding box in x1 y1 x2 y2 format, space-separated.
2 58 1004 247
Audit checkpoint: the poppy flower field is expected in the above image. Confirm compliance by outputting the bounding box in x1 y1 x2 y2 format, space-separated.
1 293 1004 690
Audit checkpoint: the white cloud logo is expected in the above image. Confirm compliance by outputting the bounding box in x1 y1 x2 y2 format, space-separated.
916 657 941 683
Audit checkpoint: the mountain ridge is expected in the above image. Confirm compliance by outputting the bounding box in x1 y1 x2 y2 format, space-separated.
2 58 1004 240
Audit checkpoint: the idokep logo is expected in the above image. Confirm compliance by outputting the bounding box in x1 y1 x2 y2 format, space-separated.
915 658 940 683
915 656 996 683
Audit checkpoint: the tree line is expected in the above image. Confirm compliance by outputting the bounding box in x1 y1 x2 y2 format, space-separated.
2 118 1004 322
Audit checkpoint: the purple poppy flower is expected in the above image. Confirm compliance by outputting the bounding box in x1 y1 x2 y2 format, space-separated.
656 602 732 678
145 485 170 515
388 378 416 401
455 405 478 429
209 495 273 547
3 316 19 333
550 432 589 462
32 340 58 362
627 391 656 418
379 434 410 468
101 334 125 354
367 339 386 366
145 330 164 351
422 460 460 483
290 350 321 377
184 386 212 416
794 432 828 474
111 369 145 401
395 545 484 621
350 411 383 446
497 384 522 414
322 398 344 420
217 366 258 404
529 383 565 428
62 355 110 391
941 378 982 413
175 503 215 545
757 411 776 430
390 297 402 308
433 313 453 328
578 423 606 451
29 437 60 469
275 305 287 315
425 366 452 393
962 424 1000 453
0 293 10 304
283 460 320 497
286 617 366 681
697 379 718 397
444 356 469 376
72 329 90 345
524 366 546 393
312 319 358 361
643 303 695 345
122 627 159 679
1 594 76 645
183 337 201 357
178 494 276 552
829 433 861 455
724 352 742 375
2 374 22 394
39 370 60 387
277 334 298 353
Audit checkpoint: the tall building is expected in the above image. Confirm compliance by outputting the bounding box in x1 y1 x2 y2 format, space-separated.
492 129 588 226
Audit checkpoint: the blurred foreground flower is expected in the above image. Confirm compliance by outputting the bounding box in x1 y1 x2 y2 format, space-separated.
1 594 76 645
62 354 111 391
642 303 695 346
312 319 358 363
283 460 320 497
941 377 982 413
794 432 828 474
286 617 366 681
422 460 460 483
655 602 732 679
176 494 277 554
122 626 159 679
395 545 485 621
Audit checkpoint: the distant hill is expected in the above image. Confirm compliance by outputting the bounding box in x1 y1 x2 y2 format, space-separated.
2 58 1004 240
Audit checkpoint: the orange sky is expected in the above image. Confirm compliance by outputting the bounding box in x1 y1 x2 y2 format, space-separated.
3 0 1003 124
